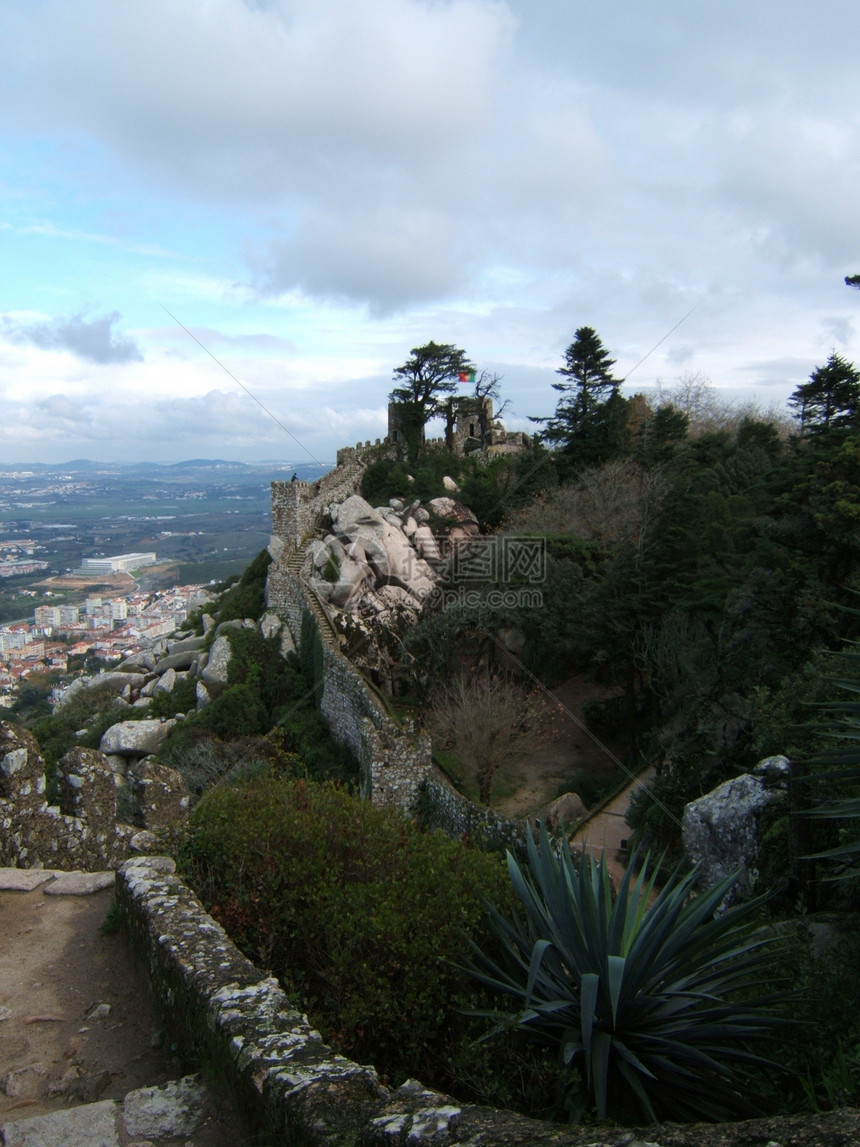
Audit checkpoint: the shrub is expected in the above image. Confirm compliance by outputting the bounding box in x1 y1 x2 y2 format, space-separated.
361 459 414 505
145 673 198 718
211 548 271 623
177 775 551 1107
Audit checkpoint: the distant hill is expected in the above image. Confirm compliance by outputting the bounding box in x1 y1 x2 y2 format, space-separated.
0 459 333 481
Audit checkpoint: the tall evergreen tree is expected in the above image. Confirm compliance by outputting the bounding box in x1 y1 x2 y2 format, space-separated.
787 352 860 436
533 327 627 468
389 341 473 462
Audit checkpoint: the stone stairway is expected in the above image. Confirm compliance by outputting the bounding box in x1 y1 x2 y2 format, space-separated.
315 458 365 511
287 552 339 648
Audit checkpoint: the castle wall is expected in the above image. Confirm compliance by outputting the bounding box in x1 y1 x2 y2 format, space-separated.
266 552 433 812
421 769 530 853
267 443 529 834
0 724 137 869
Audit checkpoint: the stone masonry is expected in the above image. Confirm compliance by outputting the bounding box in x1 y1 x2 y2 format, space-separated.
0 723 186 870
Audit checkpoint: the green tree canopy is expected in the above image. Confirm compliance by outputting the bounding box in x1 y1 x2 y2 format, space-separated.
533 327 627 469
389 341 473 460
787 352 860 436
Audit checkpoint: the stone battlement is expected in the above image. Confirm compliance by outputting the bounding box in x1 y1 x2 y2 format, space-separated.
0 723 187 870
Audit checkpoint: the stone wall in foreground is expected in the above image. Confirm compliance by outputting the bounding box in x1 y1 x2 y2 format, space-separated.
0 723 137 870
0 721 188 871
116 854 860 1147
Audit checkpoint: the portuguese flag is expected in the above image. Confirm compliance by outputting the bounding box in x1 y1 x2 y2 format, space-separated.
458 369 476 384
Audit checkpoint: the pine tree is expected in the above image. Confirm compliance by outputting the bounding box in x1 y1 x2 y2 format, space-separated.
787 352 860 436
533 326 627 468
389 341 473 462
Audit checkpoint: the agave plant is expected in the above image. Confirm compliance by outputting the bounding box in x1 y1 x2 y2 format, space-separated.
467 825 791 1124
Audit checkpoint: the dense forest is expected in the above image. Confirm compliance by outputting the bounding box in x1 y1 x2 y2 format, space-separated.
377 330 860 885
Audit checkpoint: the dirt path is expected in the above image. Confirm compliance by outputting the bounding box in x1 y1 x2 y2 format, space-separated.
570 767 656 886
0 871 249 1143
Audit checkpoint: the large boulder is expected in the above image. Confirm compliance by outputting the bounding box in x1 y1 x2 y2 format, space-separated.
331 495 436 600
56 747 116 824
427 497 480 545
682 755 790 905
53 677 88 710
532 791 589 834
118 650 157 673
331 495 384 536
166 635 207 656
328 555 374 608
259 611 283 640
200 634 232 694
412 525 441 564
153 648 199 673
90 671 148 692
153 667 177 695
99 719 177 758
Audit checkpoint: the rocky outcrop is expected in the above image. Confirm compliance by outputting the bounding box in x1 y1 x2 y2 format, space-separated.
0 721 189 870
0 724 138 869
100 718 177 758
531 791 589 834
303 492 482 620
294 492 484 696
52 607 284 724
127 759 189 830
682 755 791 904
199 634 232 696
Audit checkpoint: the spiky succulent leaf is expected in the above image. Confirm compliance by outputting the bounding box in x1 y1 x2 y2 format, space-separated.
467 823 792 1123
799 640 860 877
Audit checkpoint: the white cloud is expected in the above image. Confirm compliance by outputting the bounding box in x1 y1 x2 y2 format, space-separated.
0 0 513 193
3 1 860 460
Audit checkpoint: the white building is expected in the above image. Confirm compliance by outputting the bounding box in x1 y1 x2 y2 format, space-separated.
76 552 157 576
34 605 61 627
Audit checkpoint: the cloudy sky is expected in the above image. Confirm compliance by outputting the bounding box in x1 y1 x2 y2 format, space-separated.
2 0 859 465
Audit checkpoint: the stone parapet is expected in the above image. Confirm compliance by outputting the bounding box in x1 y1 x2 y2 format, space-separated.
0 722 187 870
421 768 530 853
0 724 137 870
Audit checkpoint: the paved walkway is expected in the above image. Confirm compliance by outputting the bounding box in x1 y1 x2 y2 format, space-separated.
569 767 655 886
0 869 250 1147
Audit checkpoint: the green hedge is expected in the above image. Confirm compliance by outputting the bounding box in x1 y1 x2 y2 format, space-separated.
177 775 553 1110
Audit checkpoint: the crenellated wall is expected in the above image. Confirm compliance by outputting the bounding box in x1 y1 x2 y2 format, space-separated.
0 724 136 869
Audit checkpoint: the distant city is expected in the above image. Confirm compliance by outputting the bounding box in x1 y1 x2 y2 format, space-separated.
0 576 213 696
0 458 330 706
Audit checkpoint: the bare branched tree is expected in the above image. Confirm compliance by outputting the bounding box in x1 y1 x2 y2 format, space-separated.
653 371 791 438
505 457 671 554
429 673 537 805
